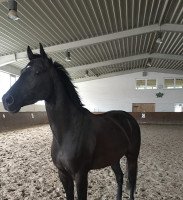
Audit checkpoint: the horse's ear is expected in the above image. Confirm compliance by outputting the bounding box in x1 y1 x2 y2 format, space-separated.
40 43 47 58
27 46 34 60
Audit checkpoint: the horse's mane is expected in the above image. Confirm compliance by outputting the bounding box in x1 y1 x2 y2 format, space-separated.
53 61 84 108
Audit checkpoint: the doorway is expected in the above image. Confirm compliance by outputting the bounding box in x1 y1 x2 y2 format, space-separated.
132 103 155 112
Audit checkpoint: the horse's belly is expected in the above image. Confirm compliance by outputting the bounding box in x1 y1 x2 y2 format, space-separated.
91 146 126 169
92 153 125 169
91 129 129 169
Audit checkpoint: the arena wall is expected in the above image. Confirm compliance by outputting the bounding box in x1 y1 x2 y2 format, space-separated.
130 112 183 125
0 102 46 112
0 112 48 132
1 111 183 133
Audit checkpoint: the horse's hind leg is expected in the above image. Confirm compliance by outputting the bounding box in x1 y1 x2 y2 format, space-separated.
111 161 124 200
126 155 138 200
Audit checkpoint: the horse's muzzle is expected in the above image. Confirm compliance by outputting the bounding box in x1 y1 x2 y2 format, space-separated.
3 95 14 106
2 94 20 113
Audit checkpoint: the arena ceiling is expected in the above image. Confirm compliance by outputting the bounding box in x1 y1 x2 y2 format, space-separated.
0 0 183 82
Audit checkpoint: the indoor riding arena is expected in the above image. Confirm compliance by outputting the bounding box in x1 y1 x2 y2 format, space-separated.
0 1 183 200
1 113 183 200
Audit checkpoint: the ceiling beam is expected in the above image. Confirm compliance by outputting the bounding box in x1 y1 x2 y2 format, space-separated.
0 65 20 75
74 68 183 83
0 53 182 75
162 24 183 32
13 24 159 61
0 23 182 67
19 24 182 54
68 54 149 72
43 24 160 52
0 54 16 67
0 0 7 3
74 69 144 83
152 53 183 61
67 53 183 72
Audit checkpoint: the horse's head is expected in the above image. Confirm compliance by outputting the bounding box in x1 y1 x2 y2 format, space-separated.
2 44 53 113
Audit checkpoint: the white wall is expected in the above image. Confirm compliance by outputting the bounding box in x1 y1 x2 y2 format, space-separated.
1 72 182 113
75 72 183 112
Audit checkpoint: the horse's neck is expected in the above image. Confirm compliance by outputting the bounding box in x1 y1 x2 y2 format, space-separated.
45 78 84 141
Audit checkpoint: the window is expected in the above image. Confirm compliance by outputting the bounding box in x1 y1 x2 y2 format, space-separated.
164 78 183 89
164 78 174 89
136 79 157 90
136 80 146 89
175 78 183 88
174 103 183 112
0 72 11 101
0 72 19 102
147 79 157 89
36 100 45 105
10 74 18 86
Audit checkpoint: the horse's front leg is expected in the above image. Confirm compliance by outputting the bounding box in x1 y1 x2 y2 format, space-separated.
75 170 89 200
58 169 74 200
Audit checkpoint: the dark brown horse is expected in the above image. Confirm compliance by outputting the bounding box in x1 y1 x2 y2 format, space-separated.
2 44 141 200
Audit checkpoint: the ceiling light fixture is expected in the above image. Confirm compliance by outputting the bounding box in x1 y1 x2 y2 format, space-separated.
8 0 19 21
146 59 152 67
156 37 163 44
65 50 71 62
146 62 152 67
85 70 89 77
156 27 163 44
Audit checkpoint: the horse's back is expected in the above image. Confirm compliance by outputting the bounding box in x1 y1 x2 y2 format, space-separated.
104 110 140 134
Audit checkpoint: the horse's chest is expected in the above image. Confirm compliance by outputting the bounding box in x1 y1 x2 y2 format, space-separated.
55 150 72 171
51 139 85 174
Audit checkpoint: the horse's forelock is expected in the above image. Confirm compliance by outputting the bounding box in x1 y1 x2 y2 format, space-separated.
30 53 42 60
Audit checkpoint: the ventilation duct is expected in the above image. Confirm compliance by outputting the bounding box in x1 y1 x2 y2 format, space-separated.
142 71 148 77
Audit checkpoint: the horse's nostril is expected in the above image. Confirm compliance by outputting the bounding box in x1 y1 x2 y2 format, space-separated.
5 95 14 106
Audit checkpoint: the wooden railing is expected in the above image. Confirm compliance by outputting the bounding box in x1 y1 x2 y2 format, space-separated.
1 111 183 132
